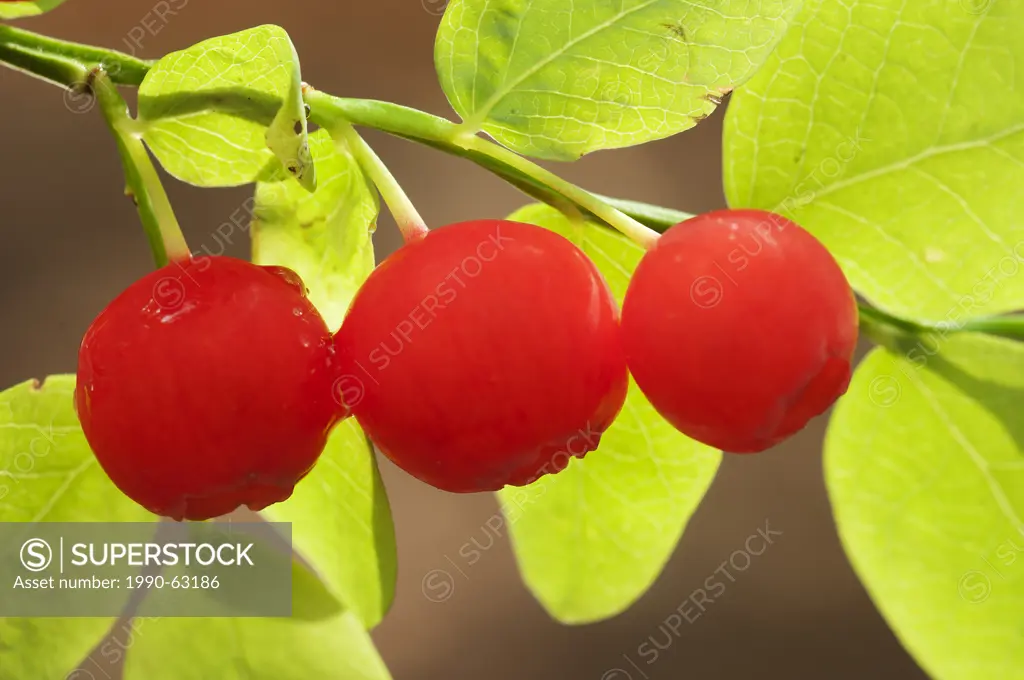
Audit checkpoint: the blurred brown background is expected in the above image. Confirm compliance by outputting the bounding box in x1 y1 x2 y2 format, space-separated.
0 1 927 678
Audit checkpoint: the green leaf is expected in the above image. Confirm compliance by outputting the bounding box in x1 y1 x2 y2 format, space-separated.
252 128 394 627
436 0 802 161
122 528 389 677
0 376 154 680
498 204 721 623
261 419 396 628
0 376 154 524
826 333 1024 679
0 618 111 680
252 129 377 329
122 611 391 680
0 0 68 19
138 25 314 189
724 0 1024 322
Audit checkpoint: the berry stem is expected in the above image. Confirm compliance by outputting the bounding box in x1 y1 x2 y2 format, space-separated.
858 301 1024 343
455 134 661 249
591 197 695 232
304 90 662 248
89 67 191 266
955 314 1024 340
6 27 1024 345
333 121 429 244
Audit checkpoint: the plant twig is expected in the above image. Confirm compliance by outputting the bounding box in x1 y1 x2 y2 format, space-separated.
333 122 429 243
0 24 151 86
305 89 660 249
456 135 660 249
89 67 190 266
5 27 1024 343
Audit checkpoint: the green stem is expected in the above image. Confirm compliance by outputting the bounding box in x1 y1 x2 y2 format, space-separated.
5 27 1024 343
89 68 190 266
957 315 1024 340
334 122 429 243
0 24 151 86
594 198 695 231
304 89 660 248
457 134 661 249
0 41 86 89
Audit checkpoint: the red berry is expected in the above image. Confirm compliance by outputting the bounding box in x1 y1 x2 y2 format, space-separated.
334 220 628 493
75 256 343 521
621 209 858 453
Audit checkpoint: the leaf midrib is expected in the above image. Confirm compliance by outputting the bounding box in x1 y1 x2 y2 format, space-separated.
463 0 662 128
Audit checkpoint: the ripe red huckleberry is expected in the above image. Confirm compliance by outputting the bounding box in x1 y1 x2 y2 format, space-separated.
76 255 343 521
334 219 629 493
621 209 858 453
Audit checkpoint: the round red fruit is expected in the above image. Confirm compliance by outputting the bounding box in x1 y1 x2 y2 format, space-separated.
75 255 342 521
334 219 628 493
621 209 858 453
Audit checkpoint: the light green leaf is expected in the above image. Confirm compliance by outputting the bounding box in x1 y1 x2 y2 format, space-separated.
826 333 1024 679
0 376 155 523
436 0 801 161
724 0 1024 322
0 376 154 680
123 537 389 677
252 129 377 329
499 204 721 623
123 611 391 680
0 618 111 680
252 128 394 627
138 25 314 189
261 419 396 629
0 0 67 19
